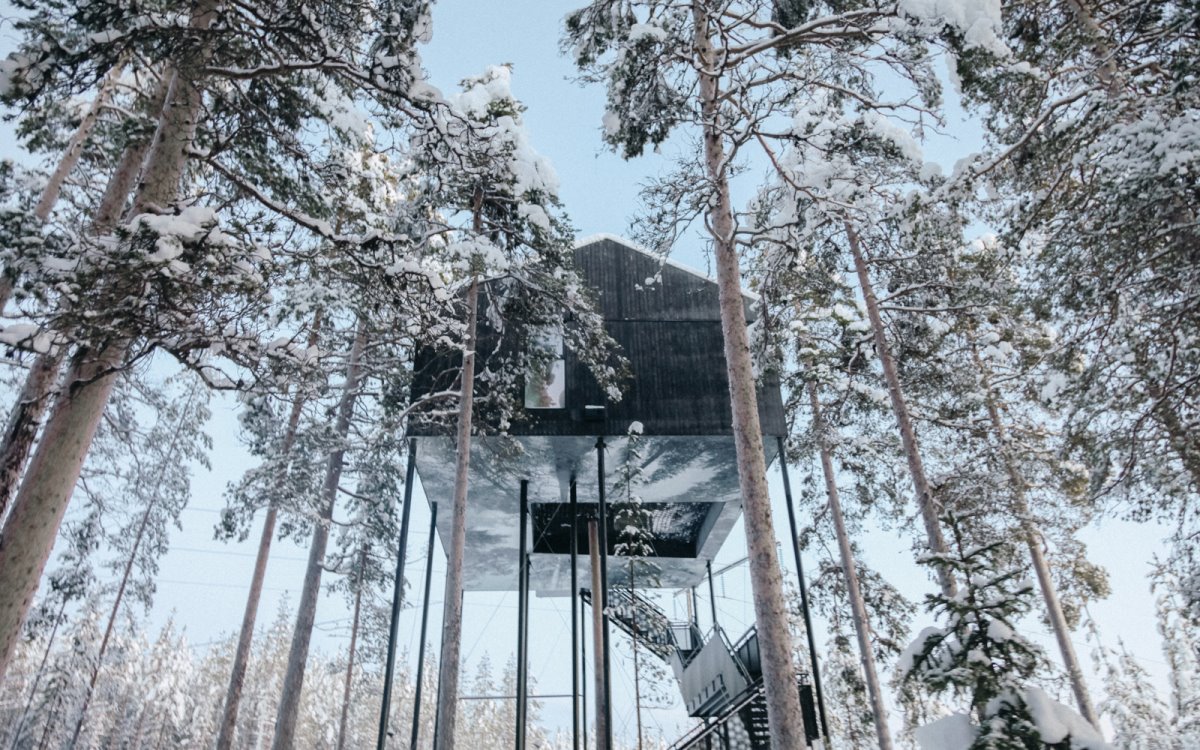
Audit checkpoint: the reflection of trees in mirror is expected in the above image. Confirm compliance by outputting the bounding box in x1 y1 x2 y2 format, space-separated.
524 321 565 409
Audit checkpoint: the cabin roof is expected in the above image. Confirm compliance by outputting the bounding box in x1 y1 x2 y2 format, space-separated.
574 233 759 304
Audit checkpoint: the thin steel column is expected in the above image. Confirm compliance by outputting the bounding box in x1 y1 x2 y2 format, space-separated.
569 478 580 750
516 480 530 750
778 435 830 742
587 522 607 750
410 503 438 750
379 439 418 749
580 587 588 749
595 438 613 750
706 560 718 630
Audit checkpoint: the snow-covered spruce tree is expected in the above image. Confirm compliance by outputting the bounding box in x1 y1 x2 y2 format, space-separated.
898 511 1111 750
415 65 621 750
268 316 369 750
790 152 1109 721
0 0 440 681
217 121 445 749
213 315 323 750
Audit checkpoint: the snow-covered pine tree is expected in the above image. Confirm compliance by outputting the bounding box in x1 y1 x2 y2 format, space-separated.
0 0 442 682
950 0 1200 597
899 511 1111 750
414 64 621 750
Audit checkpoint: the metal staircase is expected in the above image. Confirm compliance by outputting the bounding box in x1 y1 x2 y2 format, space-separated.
583 587 821 749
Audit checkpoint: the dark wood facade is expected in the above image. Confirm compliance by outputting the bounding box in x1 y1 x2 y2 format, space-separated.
411 235 786 438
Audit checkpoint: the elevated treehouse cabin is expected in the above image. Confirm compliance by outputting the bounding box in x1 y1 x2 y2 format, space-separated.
408 235 821 749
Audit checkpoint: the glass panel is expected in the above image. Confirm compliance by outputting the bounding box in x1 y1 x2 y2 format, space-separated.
525 325 565 409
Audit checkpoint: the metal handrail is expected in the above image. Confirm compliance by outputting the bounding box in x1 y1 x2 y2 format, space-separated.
666 679 766 750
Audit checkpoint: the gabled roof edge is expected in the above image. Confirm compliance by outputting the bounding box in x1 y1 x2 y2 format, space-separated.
573 233 760 302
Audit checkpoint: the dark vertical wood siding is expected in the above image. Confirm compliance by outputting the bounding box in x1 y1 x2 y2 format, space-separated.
410 237 786 437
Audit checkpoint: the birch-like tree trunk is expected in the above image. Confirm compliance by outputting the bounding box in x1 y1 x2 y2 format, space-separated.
0 0 215 676
216 313 323 750
0 71 170 522
969 344 1100 727
65 389 199 749
433 267 480 750
31 61 128 222
807 381 894 750
271 320 369 750
335 546 366 750
691 5 806 746
846 223 957 598
0 58 130 311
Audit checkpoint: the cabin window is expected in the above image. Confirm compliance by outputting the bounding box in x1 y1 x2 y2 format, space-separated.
524 323 565 409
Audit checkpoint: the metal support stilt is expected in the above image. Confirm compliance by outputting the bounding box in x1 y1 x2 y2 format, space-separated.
570 478 580 750
516 480 530 750
410 503 438 750
778 435 831 743
587 521 607 750
580 587 588 749
706 560 719 630
595 438 613 750
379 439 418 749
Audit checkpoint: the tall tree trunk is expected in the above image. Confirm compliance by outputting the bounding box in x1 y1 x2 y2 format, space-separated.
35 702 59 750
690 5 807 746
807 381 894 750
0 0 215 680
271 320 369 750
629 560 644 750
335 545 367 750
216 314 323 750
846 223 957 598
0 58 130 311
1063 0 1119 94
434 193 484 750
32 60 129 221
969 345 1100 727
65 390 199 749
0 70 170 523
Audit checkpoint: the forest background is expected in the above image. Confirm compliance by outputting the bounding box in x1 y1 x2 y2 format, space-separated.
0 1 1188 749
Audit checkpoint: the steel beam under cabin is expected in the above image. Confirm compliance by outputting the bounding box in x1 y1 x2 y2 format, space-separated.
379 439 417 750
410 502 438 750
570 478 580 750
778 435 831 744
516 480 531 750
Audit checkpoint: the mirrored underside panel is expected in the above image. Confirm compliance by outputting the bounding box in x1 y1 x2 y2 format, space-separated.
413 434 779 594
